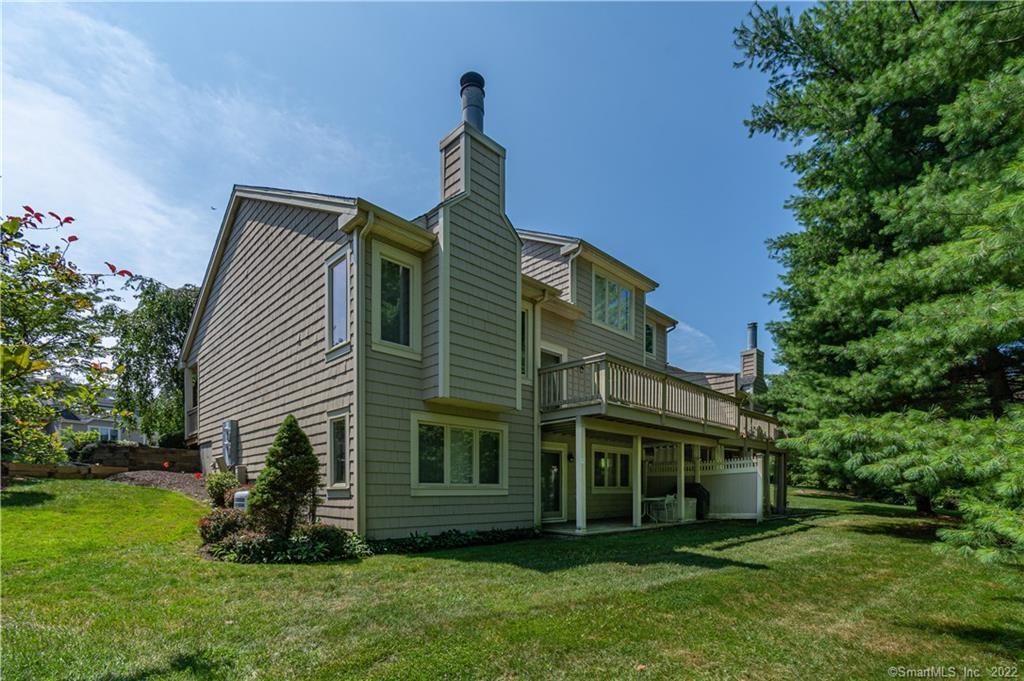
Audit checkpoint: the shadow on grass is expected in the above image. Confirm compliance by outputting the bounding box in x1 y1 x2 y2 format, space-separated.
0 487 55 507
96 648 235 681
843 521 942 543
905 621 1024 660
422 516 850 573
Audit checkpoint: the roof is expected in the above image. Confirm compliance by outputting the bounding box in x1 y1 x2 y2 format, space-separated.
517 229 659 293
645 305 678 328
180 185 363 365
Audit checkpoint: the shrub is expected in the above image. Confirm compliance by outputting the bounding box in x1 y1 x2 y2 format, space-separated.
368 527 539 555
204 471 238 508
198 508 247 544
209 530 284 564
59 429 101 458
247 415 319 537
158 431 187 449
293 523 373 560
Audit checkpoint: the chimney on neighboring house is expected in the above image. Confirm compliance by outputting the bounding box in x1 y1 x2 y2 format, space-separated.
740 322 764 380
460 71 485 131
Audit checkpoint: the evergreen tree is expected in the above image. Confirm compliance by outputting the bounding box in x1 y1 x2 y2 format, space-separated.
247 415 320 538
736 2 1024 559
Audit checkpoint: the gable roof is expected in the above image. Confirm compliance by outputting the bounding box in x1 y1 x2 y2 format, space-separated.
517 228 659 293
178 185 358 366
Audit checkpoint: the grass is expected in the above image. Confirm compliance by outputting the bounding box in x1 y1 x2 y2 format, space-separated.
2 480 1021 680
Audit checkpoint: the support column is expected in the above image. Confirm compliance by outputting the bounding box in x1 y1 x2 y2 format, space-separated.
753 448 764 522
676 441 685 522
777 453 787 513
632 435 642 527
694 445 701 484
575 417 587 533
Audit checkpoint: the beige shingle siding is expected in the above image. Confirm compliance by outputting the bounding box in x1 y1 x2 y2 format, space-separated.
420 209 442 397
522 240 570 298
565 258 647 363
441 138 463 200
189 198 358 528
360 234 535 539
446 136 518 409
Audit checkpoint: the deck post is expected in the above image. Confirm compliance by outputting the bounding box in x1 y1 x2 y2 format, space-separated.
753 448 764 522
676 441 685 522
575 416 587 533
632 435 642 527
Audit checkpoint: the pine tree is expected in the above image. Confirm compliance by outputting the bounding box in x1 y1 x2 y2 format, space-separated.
247 415 320 538
736 2 1024 560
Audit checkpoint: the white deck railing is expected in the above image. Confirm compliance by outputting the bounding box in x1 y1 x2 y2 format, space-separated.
538 353 779 443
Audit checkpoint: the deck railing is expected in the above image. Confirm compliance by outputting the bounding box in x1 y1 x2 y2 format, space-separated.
186 406 198 437
538 353 778 442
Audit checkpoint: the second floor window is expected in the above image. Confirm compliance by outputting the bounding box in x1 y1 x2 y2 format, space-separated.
372 241 421 359
593 271 632 335
520 304 532 380
645 323 655 355
327 254 349 348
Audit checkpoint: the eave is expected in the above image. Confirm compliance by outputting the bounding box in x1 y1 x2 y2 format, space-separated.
340 198 436 254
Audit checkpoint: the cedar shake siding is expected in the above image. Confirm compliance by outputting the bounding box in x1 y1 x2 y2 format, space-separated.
186 197 358 529
522 240 570 299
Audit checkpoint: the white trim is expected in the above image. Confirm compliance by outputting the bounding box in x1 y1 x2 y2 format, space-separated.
539 341 569 363
325 249 352 358
644 321 656 359
540 442 569 523
516 244 523 411
591 266 635 339
371 239 422 360
409 412 509 496
438 206 450 397
589 443 633 494
326 409 350 490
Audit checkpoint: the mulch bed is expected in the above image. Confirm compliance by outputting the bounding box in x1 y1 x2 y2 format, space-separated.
108 470 209 503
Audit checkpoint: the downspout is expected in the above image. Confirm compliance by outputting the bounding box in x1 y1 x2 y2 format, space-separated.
354 210 375 536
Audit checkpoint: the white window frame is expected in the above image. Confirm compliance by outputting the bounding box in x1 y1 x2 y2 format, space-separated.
371 240 422 360
325 250 351 358
591 267 634 338
326 410 349 490
88 425 118 442
520 301 533 384
409 412 509 496
645 321 656 357
590 444 633 494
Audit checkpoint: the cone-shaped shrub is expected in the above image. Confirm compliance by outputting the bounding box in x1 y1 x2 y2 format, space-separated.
247 415 319 538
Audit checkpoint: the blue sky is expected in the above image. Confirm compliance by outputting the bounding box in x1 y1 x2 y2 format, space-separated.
3 2 799 373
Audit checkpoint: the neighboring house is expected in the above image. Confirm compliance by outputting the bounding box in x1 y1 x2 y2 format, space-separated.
45 391 147 444
180 72 784 539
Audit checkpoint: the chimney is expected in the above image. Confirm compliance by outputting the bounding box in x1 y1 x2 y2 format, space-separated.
740 322 764 380
460 71 485 131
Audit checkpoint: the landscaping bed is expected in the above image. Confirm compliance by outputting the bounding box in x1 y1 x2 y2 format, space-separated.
107 470 208 503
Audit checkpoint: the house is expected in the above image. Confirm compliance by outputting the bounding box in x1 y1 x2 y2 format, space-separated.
45 390 147 444
179 72 784 539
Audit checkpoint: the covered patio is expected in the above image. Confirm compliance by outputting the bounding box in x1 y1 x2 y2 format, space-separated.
538 416 780 536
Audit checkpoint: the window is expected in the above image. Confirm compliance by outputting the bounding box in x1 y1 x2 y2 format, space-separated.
645 323 655 355
410 412 508 495
519 303 532 381
592 447 631 491
372 241 421 359
327 253 349 350
328 414 348 487
592 270 632 335
88 426 118 442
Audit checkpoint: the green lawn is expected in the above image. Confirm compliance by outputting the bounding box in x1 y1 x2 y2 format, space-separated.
2 480 1021 680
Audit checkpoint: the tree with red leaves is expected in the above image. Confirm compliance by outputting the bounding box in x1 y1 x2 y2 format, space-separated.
1 206 135 462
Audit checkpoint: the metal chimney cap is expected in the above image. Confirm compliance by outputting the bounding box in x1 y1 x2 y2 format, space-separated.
460 71 485 92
